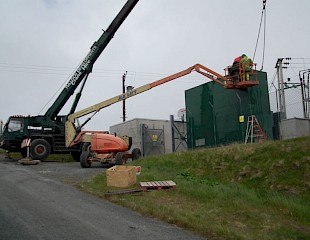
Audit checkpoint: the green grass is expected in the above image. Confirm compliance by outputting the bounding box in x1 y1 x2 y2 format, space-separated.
78 137 310 239
81 179 309 239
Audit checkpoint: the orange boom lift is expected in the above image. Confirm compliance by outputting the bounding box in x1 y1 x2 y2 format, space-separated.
65 63 258 168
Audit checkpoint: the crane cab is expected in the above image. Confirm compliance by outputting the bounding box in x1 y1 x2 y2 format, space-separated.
225 63 259 89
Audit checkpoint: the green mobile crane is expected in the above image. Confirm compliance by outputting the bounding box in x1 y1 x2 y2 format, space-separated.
0 0 139 160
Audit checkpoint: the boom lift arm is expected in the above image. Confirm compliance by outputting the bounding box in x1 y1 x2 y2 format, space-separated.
45 0 139 120
66 63 256 147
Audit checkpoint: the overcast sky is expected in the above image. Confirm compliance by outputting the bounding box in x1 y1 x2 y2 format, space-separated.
1 0 310 130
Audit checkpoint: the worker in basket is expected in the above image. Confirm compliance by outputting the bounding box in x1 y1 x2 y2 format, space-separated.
229 54 254 82
240 54 253 81
229 55 242 82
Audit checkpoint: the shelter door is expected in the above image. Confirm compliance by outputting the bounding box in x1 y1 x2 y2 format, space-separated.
141 124 165 156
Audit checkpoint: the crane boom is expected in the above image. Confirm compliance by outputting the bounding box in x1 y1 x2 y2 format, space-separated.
0 0 139 161
65 63 232 147
45 0 139 120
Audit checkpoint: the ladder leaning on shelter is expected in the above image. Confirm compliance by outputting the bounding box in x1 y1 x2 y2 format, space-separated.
244 115 266 144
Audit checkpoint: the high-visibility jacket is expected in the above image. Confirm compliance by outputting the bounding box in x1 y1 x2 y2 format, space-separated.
240 56 253 71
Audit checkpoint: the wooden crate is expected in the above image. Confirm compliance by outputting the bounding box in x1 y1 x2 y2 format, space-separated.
106 166 137 188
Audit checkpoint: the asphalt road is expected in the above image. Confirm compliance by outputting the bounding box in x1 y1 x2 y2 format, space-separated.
0 155 205 240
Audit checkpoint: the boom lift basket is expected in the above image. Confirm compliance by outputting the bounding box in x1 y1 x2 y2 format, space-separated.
225 63 259 89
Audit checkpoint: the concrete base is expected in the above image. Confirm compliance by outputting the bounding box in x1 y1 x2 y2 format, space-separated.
280 118 310 140
18 158 41 165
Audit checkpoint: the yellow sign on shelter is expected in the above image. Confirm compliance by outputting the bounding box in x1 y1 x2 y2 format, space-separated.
152 134 158 142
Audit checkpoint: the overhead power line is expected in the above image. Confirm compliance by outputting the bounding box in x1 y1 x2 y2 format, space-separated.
253 0 267 70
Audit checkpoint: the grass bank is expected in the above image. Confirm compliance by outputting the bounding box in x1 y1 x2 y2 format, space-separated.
79 137 310 239
38 138 310 239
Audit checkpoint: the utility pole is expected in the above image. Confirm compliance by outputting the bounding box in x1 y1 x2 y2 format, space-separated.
0 120 3 135
275 58 287 120
122 71 127 122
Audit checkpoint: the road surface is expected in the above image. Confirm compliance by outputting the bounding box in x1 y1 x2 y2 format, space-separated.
0 156 205 240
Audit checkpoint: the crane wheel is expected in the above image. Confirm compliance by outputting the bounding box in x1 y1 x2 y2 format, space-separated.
80 151 91 168
30 139 51 160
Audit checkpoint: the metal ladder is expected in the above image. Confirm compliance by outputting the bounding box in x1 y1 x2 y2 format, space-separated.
244 115 266 144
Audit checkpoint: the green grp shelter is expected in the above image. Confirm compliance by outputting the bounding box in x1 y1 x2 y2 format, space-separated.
185 71 273 149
